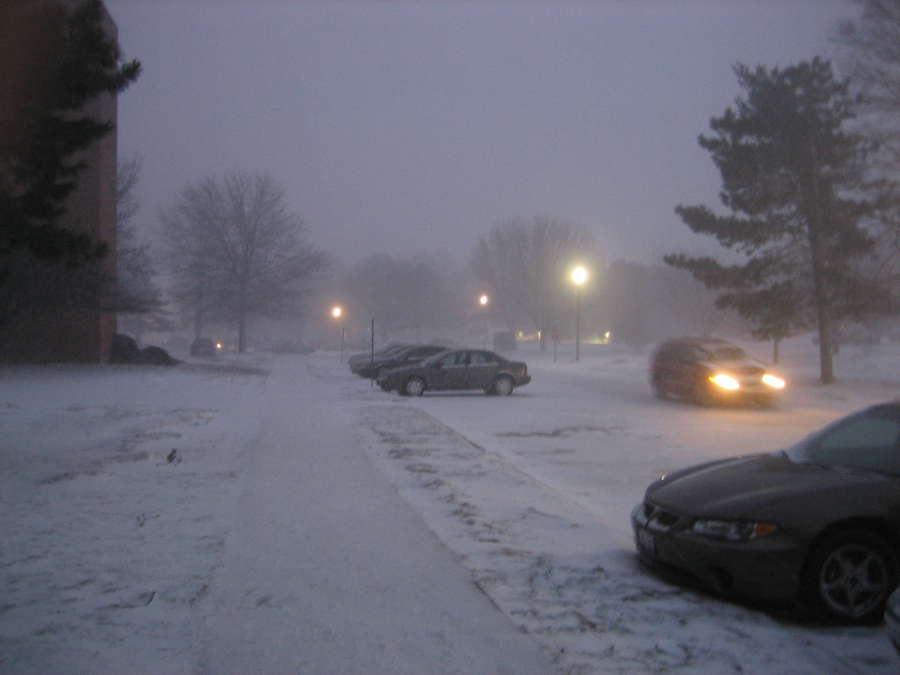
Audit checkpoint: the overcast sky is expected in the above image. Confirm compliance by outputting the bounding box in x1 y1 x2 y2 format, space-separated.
104 0 853 268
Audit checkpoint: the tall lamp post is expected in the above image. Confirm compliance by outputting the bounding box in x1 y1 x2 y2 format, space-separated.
478 293 490 348
570 266 588 362
331 305 344 363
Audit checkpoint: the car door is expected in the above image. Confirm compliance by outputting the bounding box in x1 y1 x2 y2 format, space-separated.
440 350 470 390
428 350 466 390
466 350 499 390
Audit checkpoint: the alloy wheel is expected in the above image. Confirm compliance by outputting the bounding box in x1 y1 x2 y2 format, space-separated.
817 542 890 619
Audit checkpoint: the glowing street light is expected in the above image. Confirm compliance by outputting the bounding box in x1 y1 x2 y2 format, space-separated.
331 305 345 362
478 293 490 347
570 266 589 362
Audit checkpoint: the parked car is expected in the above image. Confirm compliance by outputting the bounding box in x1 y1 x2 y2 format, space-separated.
354 344 449 379
631 401 900 623
190 337 218 357
377 348 531 396
348 343 410 373
887 586 900 654
649 337 785 406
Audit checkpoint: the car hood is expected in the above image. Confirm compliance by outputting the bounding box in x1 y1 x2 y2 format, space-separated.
646 452 884 518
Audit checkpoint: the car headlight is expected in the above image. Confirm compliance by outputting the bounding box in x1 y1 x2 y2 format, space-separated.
762 373 785 389
708 373 740 390
690 519 777 542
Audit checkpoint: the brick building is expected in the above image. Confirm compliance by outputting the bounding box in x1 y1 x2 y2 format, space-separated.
0 0 119 363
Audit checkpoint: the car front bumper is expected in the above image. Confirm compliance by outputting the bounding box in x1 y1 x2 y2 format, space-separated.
631 503 806 602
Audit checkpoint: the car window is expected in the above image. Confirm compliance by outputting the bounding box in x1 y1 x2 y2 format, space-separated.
792 410 900 476
469 351 497 366
437 351 466 367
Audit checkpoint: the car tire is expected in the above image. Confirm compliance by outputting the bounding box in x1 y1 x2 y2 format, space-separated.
404 377 426 397
803 528 899 624
491 375 514 396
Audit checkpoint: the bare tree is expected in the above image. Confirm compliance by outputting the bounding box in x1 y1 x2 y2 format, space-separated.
115 156 169 337
160 171 330 351
835 0 900 309
470 216 597 350
343 253 461 343
835 0 900 169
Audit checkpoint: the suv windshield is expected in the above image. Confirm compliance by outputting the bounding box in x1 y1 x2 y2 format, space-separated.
705 346 747 362
785 405 900 477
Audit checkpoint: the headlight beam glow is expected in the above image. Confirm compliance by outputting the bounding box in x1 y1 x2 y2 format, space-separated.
708 373 740 390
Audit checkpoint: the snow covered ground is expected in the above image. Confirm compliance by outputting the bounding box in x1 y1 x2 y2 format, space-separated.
1 336 898 673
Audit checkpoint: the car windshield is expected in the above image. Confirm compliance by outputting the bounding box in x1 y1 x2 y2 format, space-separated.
704 345 747 362
784 405 900 477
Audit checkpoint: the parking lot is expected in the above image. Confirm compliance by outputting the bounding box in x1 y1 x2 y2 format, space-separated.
348 337 900 673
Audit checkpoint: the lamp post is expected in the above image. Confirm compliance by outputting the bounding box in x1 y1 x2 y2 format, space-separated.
570 266 588 362
478 293 490 348
331 305 344 363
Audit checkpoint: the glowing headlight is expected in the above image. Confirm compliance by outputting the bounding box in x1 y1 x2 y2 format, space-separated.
709 373 740 390
216 342 223 350
690 519 777 542
762 373 785 389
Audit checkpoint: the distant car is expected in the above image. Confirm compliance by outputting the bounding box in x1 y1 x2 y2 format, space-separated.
632 402 900 624
354 344 449 379
377 348 531 396
190 337 218 357
887 587 900 654
348 343 411 374
649 337 785 406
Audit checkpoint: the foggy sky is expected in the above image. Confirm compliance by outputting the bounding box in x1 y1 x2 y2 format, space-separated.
104 0 852 268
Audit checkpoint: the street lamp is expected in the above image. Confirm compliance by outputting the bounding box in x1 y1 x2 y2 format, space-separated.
570 266 589 362
478 293 490 347
331 305 344 363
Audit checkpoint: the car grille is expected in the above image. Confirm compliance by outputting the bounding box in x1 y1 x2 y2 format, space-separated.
637 502 683 532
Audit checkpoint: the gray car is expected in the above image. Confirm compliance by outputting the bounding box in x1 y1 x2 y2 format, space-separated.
632 402 900 623
377 348 531 396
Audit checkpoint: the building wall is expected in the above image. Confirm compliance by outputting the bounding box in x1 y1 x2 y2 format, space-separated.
0 0 118 363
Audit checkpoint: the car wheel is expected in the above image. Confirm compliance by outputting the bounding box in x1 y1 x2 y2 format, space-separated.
803 529 899 623
492 375 514 396
404 377 426 397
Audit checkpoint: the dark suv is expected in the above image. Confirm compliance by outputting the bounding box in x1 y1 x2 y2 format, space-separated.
649 337 786 406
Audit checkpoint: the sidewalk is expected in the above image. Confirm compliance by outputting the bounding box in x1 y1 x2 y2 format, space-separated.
197 359 556 674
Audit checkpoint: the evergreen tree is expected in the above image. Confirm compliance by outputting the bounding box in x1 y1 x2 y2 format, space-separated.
1 0 140 319
666 58 894 383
